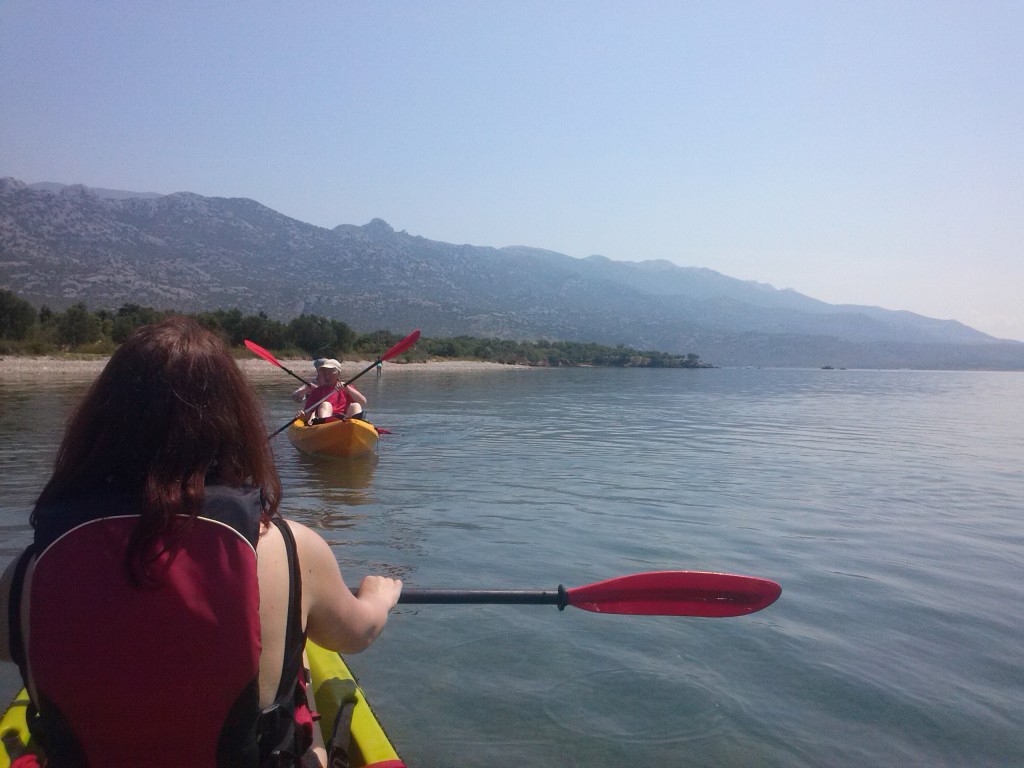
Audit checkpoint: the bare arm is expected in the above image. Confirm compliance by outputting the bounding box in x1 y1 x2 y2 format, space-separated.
341 384 367 407
288 521 400 653
291 383 311 403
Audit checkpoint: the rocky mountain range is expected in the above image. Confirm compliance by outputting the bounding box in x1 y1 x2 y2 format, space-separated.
2 176 1022 369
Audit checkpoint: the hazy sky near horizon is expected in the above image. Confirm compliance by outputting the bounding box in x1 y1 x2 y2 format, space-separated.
2 1 1022 340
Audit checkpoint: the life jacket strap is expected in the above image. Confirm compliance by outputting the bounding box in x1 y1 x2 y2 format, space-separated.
8 544 35 671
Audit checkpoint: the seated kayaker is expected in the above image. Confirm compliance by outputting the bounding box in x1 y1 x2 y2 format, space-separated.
0 317 401 768
291 358 368 424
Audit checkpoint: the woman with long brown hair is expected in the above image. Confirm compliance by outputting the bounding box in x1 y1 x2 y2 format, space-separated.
0 316 401 767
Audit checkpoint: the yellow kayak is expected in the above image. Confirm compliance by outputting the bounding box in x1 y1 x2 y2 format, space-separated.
0 640 404 767
286 418 379 458
306 641 404 767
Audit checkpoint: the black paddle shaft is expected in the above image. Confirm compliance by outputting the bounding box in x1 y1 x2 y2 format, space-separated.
352 586 570 609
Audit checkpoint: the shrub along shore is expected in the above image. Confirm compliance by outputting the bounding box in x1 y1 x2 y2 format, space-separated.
0 291 708 370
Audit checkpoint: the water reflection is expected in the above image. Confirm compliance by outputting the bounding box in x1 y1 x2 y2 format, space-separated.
278 450 380 531
293 450 379 491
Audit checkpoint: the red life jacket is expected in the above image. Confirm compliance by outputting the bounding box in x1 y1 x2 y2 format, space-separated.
304 384 348 413
9 486 312 768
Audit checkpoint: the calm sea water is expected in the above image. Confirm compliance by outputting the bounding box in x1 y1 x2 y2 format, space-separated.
2 365 1023 767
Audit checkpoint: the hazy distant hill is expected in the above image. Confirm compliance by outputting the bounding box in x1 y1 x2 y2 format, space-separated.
28 181 165 200
2 176 1022 369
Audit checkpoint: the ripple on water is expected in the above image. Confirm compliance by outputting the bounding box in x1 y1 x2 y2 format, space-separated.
541 664 731 746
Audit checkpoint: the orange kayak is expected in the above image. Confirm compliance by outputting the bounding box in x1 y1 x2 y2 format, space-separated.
286 418 379 458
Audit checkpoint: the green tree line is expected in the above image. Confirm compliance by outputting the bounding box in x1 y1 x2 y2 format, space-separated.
0 289 707 368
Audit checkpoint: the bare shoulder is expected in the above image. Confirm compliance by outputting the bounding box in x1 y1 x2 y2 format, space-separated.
260 517 321 547
283 518 324 549
283 519 341 573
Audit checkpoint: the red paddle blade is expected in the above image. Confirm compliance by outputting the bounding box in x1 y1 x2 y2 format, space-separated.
567 571 781 617
381 329 421 362
244 339 282 368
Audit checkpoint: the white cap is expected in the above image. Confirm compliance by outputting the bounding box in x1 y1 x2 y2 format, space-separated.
316 358 343 372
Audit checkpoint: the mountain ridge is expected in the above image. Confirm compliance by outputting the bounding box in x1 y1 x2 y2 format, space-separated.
2 177 1022 369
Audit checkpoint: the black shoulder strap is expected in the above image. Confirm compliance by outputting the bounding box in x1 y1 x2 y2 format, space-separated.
9 545 36 673
270 517 305 701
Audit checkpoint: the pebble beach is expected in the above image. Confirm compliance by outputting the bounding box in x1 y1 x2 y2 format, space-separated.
0 356 519 381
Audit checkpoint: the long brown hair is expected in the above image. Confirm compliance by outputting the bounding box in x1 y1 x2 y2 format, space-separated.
32 316 281 580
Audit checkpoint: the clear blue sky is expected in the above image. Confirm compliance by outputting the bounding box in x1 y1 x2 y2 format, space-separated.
2 1 1022 340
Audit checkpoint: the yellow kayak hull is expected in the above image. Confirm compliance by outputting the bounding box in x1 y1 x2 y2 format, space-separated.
286 418 379 458
306 641 404 767
0 688 29 766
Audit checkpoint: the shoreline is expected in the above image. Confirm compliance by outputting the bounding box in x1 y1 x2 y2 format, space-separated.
0 355 524 380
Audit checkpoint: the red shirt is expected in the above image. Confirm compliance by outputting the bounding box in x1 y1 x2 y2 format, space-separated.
303 383 348 412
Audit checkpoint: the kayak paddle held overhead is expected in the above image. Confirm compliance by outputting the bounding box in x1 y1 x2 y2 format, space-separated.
371 571 782 618
338 328 421 387
258 329 422 439
243 339 313 387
